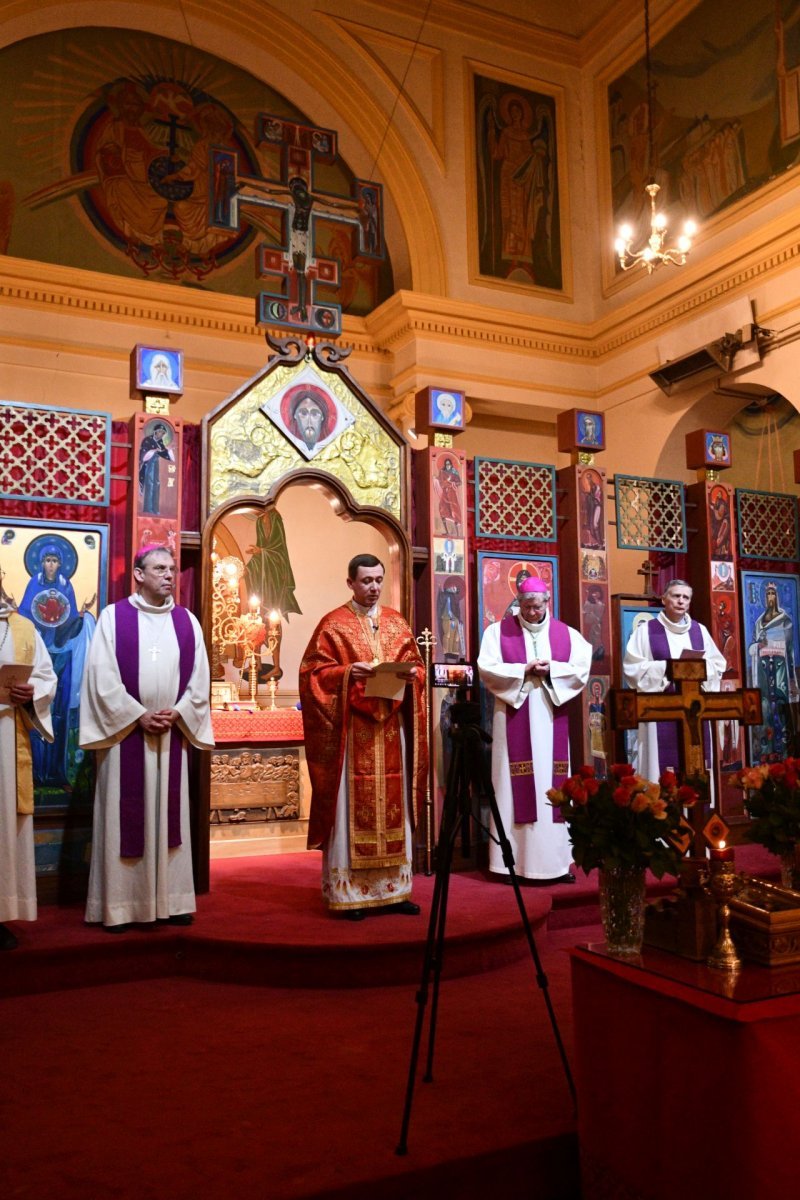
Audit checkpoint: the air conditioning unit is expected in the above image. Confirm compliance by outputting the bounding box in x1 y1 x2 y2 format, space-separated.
649 335 741 396
647 326 762 396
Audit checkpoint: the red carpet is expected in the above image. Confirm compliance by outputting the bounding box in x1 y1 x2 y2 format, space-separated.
0 845 782 1199
2 853 555 996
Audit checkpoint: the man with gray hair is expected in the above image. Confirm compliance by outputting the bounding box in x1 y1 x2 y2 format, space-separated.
80 545 214 931
478 575 592 884
623 578 726 780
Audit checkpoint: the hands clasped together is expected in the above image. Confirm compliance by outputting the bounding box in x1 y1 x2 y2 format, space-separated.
138 709 180 735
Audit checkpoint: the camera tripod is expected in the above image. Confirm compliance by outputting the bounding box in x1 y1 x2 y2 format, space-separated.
396 696 576 1155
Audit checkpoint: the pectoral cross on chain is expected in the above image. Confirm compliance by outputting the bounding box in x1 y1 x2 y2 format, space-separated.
148 644 162 663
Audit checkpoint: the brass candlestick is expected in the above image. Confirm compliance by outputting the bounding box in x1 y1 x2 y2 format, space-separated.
707 858 741 971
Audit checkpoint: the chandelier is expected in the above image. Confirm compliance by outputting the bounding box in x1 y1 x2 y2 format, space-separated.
614 0 697 273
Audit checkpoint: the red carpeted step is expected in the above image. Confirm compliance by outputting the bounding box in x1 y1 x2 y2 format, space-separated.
2 853 553 996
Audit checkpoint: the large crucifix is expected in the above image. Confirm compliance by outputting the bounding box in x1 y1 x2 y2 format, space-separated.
209 113 384 337
612 657 763 857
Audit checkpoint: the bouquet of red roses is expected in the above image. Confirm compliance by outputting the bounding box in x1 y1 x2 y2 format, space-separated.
547 763 694 877
734 758 800 856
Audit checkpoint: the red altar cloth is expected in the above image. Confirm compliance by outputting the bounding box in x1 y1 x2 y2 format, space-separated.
211 708 304 744
570 945 800 1200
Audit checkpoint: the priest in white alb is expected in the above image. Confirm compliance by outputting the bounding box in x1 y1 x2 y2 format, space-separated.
623 578 726 780
80 546 214 931
0 592 56 950
478 576 592 884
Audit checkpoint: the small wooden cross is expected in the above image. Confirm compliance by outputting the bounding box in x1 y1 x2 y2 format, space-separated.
612 658 762 856
637 559 659 596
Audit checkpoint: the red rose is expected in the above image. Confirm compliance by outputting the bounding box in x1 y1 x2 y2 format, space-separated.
677 785 698 807
584 778 600 796
611 763 635 779
660 770 677 789
613 786 632 807
578 765 596 779
769 763 786 780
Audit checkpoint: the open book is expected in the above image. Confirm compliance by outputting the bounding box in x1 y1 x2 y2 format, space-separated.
364 662 415 701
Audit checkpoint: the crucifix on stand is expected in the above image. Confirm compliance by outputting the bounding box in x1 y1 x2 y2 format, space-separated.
612 658 762 960
613 656 762 858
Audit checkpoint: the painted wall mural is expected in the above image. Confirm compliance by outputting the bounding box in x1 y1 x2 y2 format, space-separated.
473 69 564 293
607 0 800 270
0 28 392 312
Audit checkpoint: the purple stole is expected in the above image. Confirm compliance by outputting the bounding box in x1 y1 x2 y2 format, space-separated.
646 618 709 774
499 614 571 824
114 599 195 858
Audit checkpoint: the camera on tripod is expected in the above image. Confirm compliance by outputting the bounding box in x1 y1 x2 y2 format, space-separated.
431 661 482 731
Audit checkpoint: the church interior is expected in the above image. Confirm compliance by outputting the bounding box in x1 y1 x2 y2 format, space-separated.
3 1 800 1197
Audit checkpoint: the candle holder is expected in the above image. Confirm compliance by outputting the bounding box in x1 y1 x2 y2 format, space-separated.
707 857 741 971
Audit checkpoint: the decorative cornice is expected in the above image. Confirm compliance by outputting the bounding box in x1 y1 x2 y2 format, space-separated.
0 255 391 359
3 197 800 370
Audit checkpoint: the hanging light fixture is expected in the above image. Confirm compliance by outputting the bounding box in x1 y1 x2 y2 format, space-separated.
614 0 697 273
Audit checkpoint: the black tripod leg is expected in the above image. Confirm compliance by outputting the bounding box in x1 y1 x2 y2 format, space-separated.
422 771 462 1084
483 774 577 1107
396 743 464 1155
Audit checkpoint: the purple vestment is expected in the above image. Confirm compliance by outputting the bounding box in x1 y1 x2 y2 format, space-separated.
499 614 571 823
114 599 195 857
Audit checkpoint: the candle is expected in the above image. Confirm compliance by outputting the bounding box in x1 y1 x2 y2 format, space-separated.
709 840 735 862
249 594 260 612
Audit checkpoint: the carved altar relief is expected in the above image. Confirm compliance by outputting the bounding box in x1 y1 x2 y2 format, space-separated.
210 748 300 822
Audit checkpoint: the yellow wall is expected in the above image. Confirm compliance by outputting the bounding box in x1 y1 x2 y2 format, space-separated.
2 0 800 609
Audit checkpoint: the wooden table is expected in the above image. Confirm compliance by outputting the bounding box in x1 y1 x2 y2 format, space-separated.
570 943 800 1199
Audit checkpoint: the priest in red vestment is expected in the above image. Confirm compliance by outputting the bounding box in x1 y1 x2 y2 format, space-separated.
299 554 428 920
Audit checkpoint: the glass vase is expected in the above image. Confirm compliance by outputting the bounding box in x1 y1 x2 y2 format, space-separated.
598 864 647 957
779 846 800 891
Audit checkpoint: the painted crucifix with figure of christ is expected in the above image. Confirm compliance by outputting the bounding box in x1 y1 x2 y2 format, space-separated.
209 113 384 337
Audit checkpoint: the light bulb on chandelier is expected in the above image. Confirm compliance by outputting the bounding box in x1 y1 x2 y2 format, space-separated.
615 183 698 273
614 1 698 273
